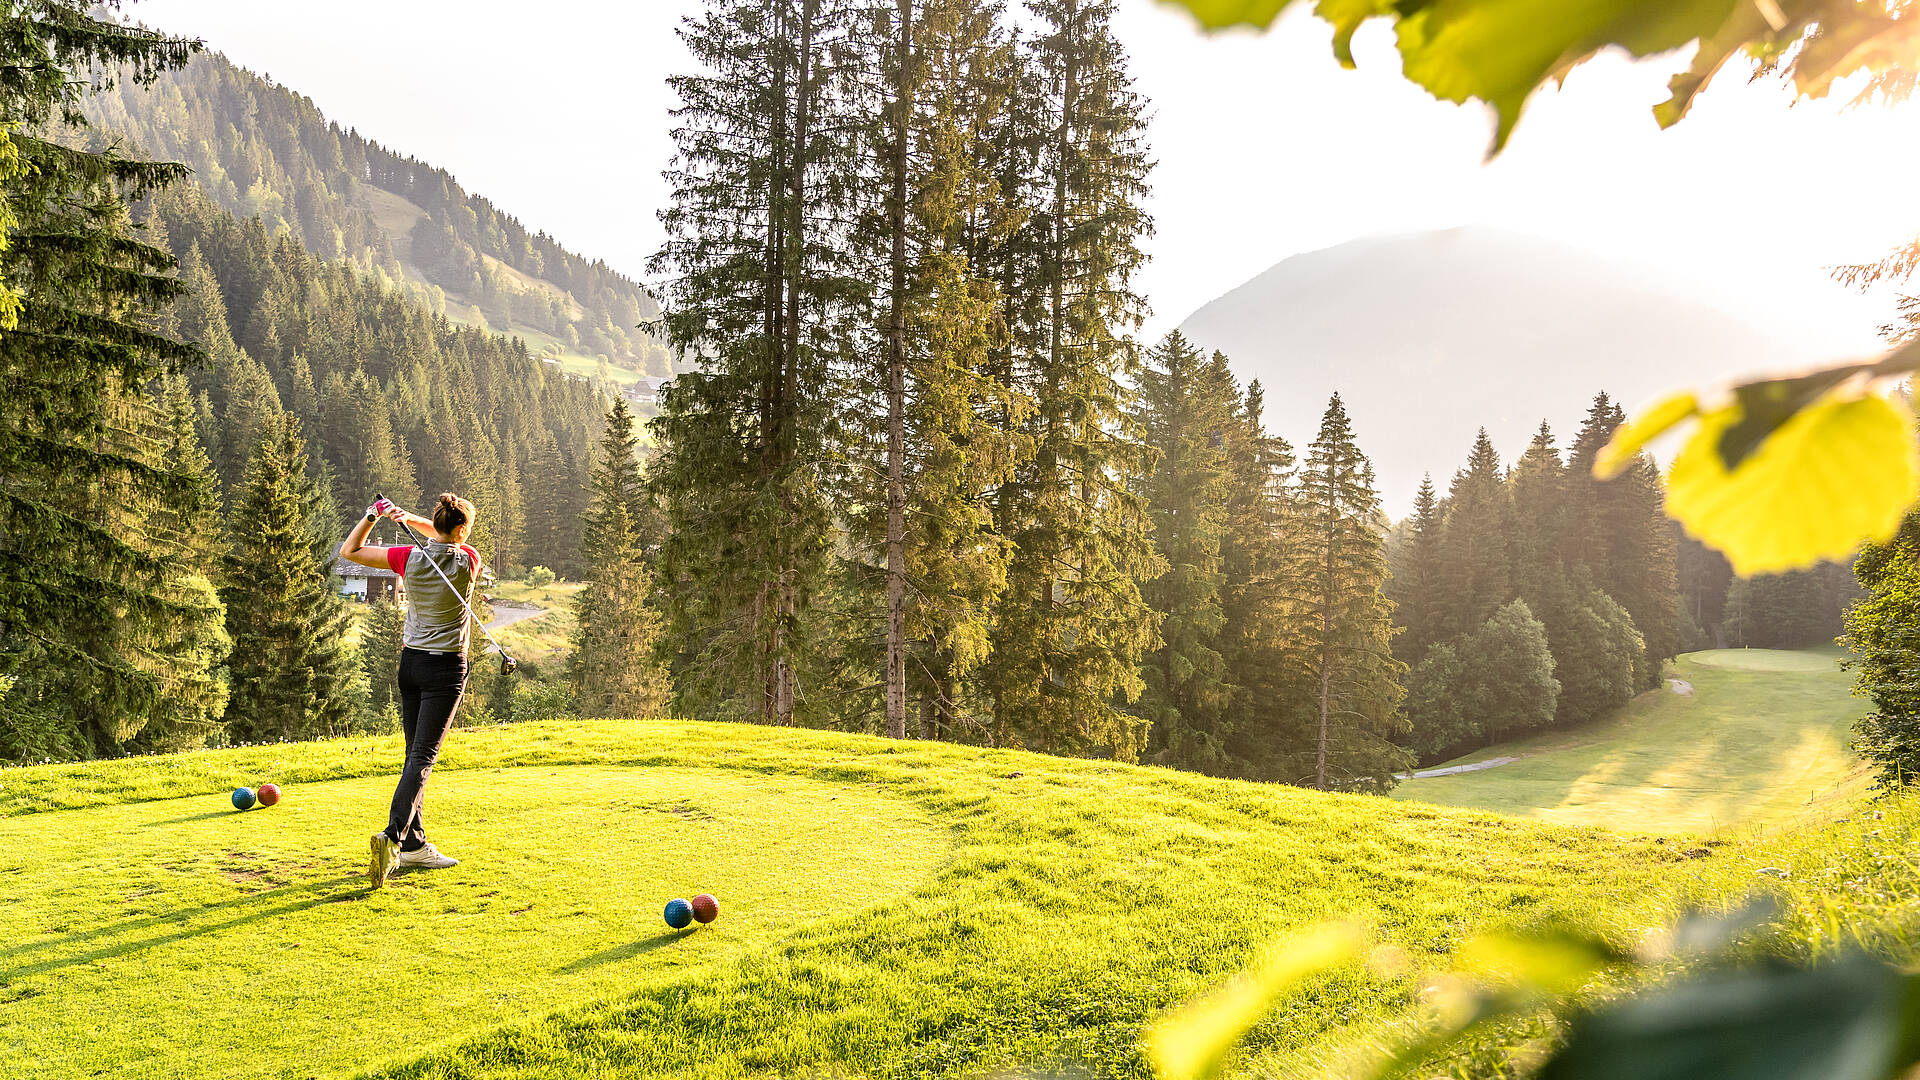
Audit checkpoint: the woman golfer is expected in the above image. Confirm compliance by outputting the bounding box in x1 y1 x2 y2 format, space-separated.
340 493 482 888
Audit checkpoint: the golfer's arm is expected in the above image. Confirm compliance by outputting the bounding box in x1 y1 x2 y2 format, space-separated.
339 516 389 570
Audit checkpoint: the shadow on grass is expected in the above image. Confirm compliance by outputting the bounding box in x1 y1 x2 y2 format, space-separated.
554 930 687 974
0 873 364 975
139 809 237 827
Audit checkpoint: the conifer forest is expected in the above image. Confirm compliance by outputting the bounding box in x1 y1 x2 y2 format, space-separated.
0 0 1870 789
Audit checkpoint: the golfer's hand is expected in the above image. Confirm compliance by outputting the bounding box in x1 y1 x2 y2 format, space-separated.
372 498 405 521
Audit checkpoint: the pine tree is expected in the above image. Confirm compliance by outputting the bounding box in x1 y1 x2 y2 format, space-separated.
649 0 863 725
1136 332 1235 771
571 400 666 717
221 412 362 742
1289 395 1408 790
1846 512 1920 787
980 0 1161 760
1390 473 1445 663
361 595 405 731
1216 379 1308 780
1434 428 1511 640
0 6 207 760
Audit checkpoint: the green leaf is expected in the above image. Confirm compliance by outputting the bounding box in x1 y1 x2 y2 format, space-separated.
1536 957 1920 1080
1715 366 1868 472
1393 0 1738 153
1666 390 1918 577
1159 0 1300 31
1145 922 1364 1080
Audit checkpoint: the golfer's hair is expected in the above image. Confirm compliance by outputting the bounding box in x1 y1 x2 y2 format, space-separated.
433 492 475 536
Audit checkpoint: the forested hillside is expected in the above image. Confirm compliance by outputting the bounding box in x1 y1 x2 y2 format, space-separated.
77 49 670 377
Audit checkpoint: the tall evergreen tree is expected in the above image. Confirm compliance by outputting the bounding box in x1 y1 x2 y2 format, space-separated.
572 400 666 717
221 412 362 742
1136 332 1236 770
1434 428 1512 640
1289 395 1408 791
979 0 1161 760
1389 473 1445 664
0 6 208 760
649 0 863 725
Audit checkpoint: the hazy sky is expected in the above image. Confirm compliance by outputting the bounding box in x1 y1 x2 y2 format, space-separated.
131 0 1920 364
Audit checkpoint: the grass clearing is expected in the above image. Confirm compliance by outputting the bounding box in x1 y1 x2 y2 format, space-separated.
490 581 583 671
1 719 1699 1079
1390 648 1868 835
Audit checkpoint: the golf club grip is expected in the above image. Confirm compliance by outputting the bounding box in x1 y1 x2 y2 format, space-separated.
373 494 515 668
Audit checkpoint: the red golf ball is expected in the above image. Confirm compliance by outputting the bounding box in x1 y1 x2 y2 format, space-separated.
256 783 281 807
689 893 719 924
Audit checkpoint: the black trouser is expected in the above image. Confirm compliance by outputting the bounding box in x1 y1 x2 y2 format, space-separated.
384 647 468 851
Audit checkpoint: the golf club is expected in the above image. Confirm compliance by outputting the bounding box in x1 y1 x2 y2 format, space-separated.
376 493 518 677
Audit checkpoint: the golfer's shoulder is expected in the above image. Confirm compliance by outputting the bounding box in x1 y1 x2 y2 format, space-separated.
387 545 414 575
458 544 482 572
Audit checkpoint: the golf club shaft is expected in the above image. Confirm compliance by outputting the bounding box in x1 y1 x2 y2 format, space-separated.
376 494 513 662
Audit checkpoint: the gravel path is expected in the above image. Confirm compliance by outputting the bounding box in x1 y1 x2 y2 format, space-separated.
482 603 548 631
1396 755 1520 780
1669 678 1694 695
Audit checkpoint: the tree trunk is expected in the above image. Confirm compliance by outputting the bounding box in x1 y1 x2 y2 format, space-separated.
773 0 819 728
1316 527 1334 790
884 0 913 740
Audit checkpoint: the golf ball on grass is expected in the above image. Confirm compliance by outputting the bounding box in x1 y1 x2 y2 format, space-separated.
231 787 256 811
664 898 694 929
256 783 281 807
690 894 719 924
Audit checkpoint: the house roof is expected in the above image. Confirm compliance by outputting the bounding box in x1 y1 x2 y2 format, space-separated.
332 556 398 578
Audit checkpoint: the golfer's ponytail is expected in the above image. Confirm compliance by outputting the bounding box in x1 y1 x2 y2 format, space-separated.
433 492 474 537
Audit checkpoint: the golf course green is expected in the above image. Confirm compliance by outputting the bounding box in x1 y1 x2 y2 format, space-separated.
2 718 1695 1080
1390 648 1867 834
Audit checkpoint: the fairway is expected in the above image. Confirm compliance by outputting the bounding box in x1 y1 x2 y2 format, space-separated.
1 719 1697 1080
1390 648 1867 834
0 766 944 1080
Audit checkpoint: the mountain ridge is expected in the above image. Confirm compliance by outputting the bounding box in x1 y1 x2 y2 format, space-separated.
1178 227 1818 514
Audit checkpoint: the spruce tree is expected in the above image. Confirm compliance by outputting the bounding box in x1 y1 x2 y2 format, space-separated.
979 0 1161 760
571 400 666 717
1289 395 1408 790
1846 512 1920 787
1434 428 1512 641
1390 473 1445 664
1216 379 1308 780
649 0 863 725
0 5 208 759
221 412 362 742
1136 332 1235 771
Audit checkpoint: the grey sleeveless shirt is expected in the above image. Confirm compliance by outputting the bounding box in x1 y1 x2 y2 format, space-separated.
398 541 479 654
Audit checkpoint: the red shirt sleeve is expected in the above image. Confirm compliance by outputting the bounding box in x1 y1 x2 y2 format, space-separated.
387 546 413 576
460 544 482 576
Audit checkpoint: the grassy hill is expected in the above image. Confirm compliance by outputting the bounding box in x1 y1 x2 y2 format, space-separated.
3 719 1712 1080
1390 648 1867 834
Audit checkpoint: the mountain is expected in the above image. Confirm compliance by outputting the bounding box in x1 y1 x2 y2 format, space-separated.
1177 227 1818 515
77 49 670 382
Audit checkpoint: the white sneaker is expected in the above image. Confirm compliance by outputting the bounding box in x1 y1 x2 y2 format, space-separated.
369 833 396 889
395 842 459 870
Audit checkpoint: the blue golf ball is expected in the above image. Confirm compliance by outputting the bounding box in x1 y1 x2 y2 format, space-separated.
231 787 256 811
664 898 693 929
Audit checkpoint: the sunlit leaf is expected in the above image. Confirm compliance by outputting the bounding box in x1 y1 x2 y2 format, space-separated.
1666 390 1918 577
1160 0 1299 31
1145 922 1365 1080
1319 0 1394 67
1716 366 1868 471
1655 1 1780 127
1596 390 1699 479
1454 930 1621 995
1536 957 1917 1080
1393 0 1737 152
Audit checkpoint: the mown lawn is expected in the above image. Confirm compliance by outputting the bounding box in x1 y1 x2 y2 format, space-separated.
0 720 1703 1080
1389 648 1868 835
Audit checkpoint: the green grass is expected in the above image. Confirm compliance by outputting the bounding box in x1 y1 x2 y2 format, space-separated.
1390 648 1868 835
0 719 1701 1080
